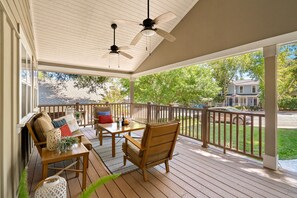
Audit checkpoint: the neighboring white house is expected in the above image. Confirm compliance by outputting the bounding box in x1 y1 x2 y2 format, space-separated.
225 79 259 107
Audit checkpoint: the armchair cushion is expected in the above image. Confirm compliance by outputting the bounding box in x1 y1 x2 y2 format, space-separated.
98 115 113 124
122 140 142 165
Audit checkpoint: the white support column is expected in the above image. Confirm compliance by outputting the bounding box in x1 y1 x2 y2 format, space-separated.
129 79 135 104
129 78 135 118
263 45 278 170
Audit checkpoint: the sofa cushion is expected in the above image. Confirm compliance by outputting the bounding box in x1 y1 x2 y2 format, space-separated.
60 124 72 137
33 116 54 142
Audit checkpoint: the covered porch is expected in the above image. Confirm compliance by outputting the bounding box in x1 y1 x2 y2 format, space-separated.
1 0 297 197
27 127 297 197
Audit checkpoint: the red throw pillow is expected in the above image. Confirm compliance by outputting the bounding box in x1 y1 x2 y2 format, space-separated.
60 124 72 137
98 115 113 124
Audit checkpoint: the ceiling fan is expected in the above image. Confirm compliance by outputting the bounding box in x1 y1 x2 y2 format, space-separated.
115 0 177 46
101 23 133 59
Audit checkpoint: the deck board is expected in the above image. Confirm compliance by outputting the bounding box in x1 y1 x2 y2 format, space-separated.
28 127 297 198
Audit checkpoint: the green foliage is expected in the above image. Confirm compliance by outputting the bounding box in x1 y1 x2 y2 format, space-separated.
278 96 297 110
278 44 297 99
207 56 244 103
133 65 220 106
101 79 126 103
79 174 120 198
19 168 29 198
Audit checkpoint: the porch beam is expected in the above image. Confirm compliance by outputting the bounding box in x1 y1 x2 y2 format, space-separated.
263 45 278 170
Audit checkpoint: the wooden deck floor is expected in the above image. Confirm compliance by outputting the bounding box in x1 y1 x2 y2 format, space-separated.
28 127 297 198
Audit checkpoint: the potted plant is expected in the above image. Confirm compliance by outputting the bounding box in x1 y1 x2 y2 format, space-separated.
57 137 78 153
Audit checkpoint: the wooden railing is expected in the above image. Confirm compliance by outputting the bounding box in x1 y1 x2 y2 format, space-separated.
207 109 265 159
39 102 265 159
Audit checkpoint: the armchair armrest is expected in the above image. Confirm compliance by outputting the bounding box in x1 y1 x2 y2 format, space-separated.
124 134 145 151
71 131 83 142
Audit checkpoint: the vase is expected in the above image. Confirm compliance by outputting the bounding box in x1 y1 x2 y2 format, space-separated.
46 128 61 151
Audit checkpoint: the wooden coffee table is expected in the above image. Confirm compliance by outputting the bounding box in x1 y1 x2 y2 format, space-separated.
41 143 89 189
98 122 146 157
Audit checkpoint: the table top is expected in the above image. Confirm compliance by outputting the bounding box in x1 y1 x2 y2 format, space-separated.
41 143 89 163
98 121 146 134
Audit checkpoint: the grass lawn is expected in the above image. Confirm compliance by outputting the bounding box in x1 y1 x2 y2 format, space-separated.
278 128 297 160
179 119 297 160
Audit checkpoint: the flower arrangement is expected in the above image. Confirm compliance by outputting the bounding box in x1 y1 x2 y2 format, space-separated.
57 137 78 153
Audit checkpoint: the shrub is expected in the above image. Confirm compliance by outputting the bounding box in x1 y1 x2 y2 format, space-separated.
278 97 297 110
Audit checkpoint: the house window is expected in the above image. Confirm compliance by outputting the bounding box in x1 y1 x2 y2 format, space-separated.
239 86 244 93
252 85 256 93
20 43 37 120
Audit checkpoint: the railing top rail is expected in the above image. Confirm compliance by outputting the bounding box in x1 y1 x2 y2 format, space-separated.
207 109 265 116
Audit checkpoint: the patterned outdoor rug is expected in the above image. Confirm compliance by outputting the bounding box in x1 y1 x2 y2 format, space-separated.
90 136 179 175
90 137 140 174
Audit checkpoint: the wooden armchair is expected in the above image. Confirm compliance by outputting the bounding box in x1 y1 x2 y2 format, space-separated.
122 122 180 181
93 106 112 142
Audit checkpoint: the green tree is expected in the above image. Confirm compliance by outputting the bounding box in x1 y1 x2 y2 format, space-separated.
131 65 219 106
207 56 243 104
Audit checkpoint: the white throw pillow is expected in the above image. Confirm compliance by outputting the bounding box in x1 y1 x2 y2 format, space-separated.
54 114 79 132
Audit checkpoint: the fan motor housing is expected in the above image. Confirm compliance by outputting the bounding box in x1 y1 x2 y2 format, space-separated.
143 18 154 28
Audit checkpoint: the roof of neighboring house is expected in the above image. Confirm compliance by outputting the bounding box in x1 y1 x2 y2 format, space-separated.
39 79 104 105
231 79 259 86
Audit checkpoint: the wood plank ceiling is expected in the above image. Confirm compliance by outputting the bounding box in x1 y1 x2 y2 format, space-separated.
31 0 198 73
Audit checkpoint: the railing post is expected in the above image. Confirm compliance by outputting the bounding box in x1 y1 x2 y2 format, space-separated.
130 102 134 119
201 106 208 148
75 102 79 111
147 102 151 123
169 104 174 121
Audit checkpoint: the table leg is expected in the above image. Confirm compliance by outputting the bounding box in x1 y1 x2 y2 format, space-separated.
99 128 103 145
76 157 80 177
42 163 48 179
82 154 88 190
112 134 115 157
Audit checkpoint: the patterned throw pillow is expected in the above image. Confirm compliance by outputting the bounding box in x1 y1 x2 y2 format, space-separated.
54 114 79 132
60 124 72 137
98 115 113 124
52 119 67 128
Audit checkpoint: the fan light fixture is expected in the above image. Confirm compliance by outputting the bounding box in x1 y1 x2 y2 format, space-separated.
141 29 155 36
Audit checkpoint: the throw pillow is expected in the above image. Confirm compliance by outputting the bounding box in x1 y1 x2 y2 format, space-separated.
41 111 52 123
97 111 110 116
98 115 113 124
60 124 72 137
34 116 54 142
52 119 67 128
54 114 79 132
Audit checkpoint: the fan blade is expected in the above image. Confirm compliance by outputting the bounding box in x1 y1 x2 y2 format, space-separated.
130 32 143 45
155 29 176 42
101 52 109 59
119 51 133 59
153 12 176 25
118 46 130 51
114 19 141 26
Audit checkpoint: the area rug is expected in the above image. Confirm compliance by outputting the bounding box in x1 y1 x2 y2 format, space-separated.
90 137 179 175
90 137 140 174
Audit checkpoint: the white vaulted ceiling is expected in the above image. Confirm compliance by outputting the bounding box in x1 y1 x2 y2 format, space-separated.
31 0 198 74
